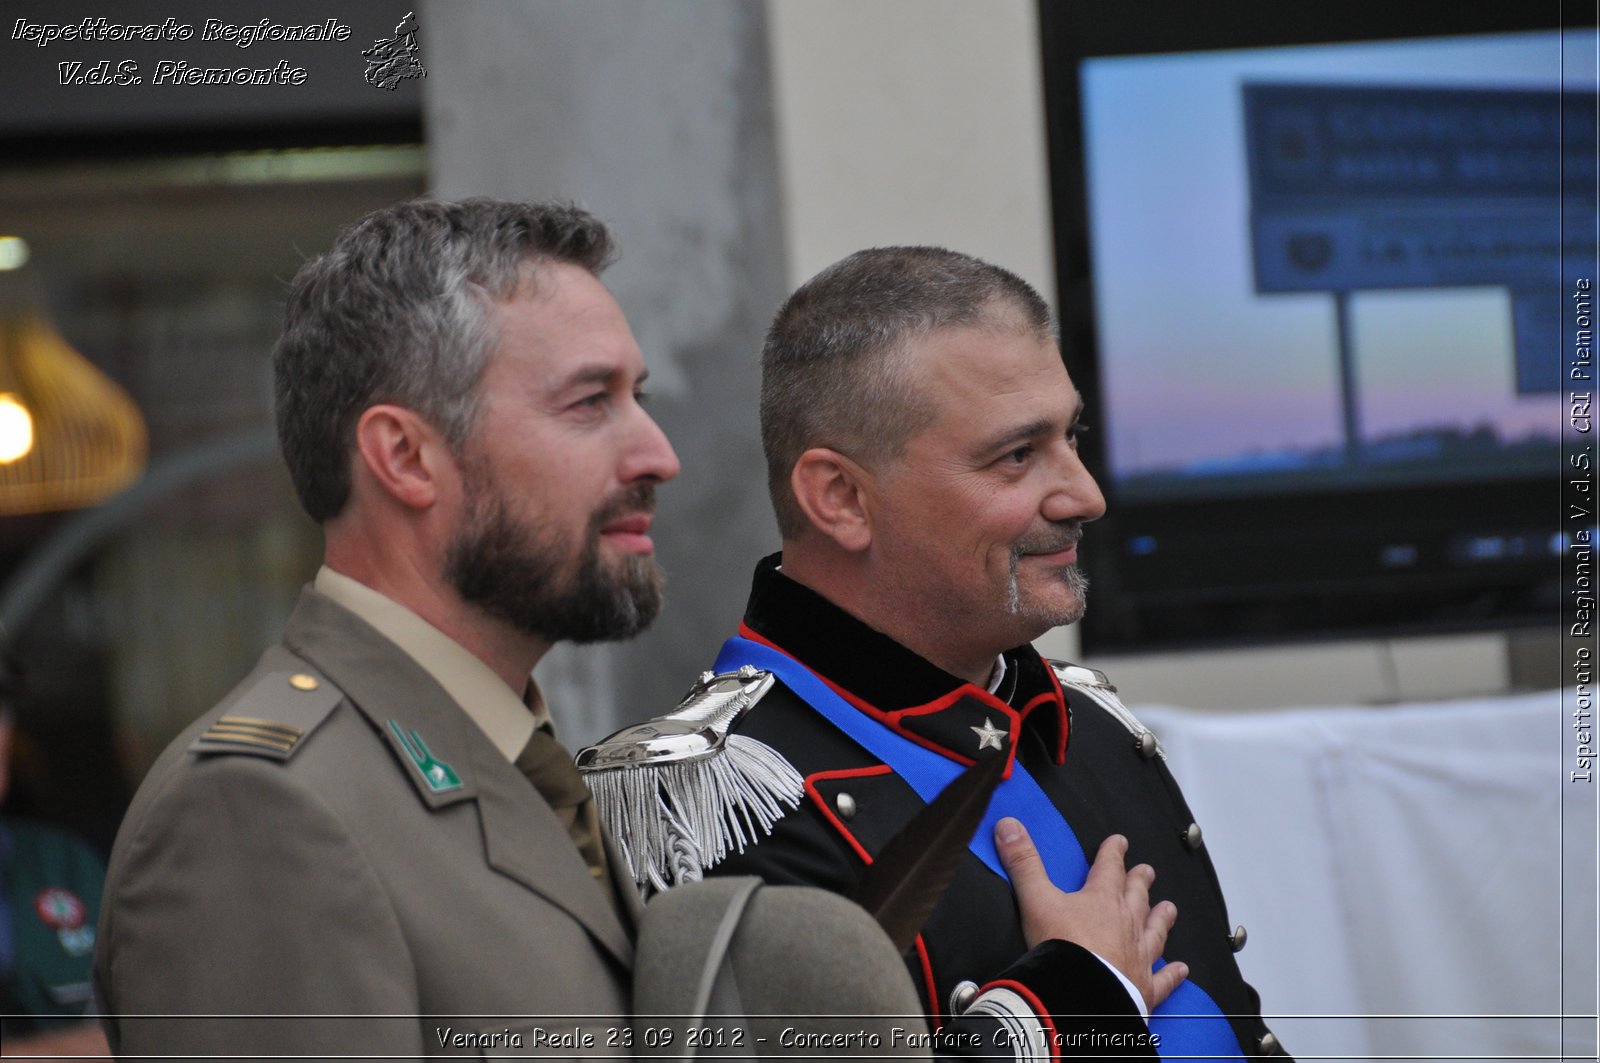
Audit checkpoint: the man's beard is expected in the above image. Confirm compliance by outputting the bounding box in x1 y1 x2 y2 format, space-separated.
445 479 664 645
1006 522 1089 626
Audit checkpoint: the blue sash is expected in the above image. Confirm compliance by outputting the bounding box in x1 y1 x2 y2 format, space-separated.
715 637 1245 1062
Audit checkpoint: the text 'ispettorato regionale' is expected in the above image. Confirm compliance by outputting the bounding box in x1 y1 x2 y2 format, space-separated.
12 17 355 87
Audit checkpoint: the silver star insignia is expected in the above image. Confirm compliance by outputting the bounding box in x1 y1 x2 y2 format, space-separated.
971 717 1006 752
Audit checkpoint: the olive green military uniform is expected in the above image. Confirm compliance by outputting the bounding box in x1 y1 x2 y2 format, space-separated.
94 586 641 1059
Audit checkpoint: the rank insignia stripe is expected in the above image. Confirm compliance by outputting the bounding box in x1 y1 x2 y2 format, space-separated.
213 714 305 738
203 725 297 744
193 734 299 757
196 732 297 752
205 720 304 745
186 668 342 761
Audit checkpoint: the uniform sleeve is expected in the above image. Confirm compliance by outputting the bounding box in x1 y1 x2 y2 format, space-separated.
947 941 1157 1060
95 754 422 1062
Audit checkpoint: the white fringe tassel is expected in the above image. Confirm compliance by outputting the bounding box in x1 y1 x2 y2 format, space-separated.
588 735 804 895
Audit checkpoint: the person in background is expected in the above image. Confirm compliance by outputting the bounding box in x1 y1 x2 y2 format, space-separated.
0 647 111 1059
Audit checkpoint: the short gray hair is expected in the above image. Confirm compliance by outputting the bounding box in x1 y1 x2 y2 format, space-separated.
760 246 1054 537
272 198 615 522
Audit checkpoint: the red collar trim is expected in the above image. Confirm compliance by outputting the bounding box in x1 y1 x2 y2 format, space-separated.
738 623 1023 775
1023 664 1070 765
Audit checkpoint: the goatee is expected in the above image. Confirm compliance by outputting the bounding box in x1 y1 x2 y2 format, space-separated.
1008 523 1089 625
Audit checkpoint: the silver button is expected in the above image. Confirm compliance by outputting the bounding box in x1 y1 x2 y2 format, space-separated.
1182 822 1203 850
835 793 857 820
1135 730 1159 759
1229 924 1248 952
698 670 716 685
948 980 979 1014
1257 1031 1281 1056
737 664 759 679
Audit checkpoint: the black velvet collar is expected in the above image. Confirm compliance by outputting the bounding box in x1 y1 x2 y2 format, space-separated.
739 553 1068 765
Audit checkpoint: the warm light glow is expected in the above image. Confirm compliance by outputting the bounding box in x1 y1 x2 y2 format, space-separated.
0 314 147 513
0 237 28 271
0 394 34 462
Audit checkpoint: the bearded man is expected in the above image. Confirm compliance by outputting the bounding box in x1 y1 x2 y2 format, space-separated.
583 247 1287 1061
94 200 680 1056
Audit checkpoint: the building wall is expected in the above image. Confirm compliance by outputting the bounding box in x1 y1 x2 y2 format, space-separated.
423 0 1525 720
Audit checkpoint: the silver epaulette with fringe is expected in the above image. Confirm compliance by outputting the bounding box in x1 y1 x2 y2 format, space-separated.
1048 659 1165 760
576 665 803 894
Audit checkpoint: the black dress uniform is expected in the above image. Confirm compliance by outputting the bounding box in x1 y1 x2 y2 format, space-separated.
587 555 1287 1061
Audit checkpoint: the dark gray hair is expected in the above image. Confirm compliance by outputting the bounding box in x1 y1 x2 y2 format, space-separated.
272 198 615 522
760 246 1054 537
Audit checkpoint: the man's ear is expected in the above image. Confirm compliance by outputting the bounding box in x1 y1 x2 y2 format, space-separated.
352 404 453 511
790 447 874 552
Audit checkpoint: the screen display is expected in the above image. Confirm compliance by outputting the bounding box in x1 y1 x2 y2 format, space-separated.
1081 31 1587 505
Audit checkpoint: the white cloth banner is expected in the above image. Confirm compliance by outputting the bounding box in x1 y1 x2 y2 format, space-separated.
1137 689 1597 1063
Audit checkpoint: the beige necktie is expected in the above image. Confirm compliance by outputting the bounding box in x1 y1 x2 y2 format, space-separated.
515 726 617 911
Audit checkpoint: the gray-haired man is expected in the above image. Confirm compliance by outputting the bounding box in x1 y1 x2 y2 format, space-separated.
585 246 1286 1060
95 199 677 1055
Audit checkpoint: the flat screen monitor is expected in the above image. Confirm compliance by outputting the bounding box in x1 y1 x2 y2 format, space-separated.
1041 3 1596 650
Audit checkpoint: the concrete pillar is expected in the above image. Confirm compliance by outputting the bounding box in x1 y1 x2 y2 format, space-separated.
421 0 786 744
